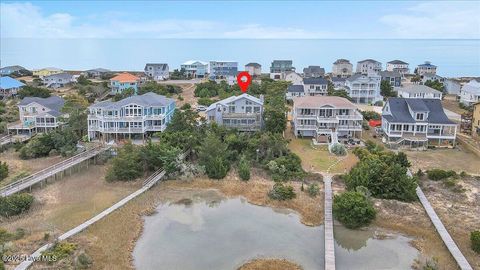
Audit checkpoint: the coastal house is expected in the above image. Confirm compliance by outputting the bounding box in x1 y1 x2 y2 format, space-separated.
381 98 457 148
286 85 305 100
84 68 112 78
32 67 63 78
144 63 169 81
378 71 402 87
42 72 75 88
245 63 262 77
472 102 480 138
415 61 437 76
444 79 461 95
0 76 25 98
421 73 444 84
292 96 363 144
0 65 26 76
356 59 382 75
396 85 443 100
8 96 65 136
110 72 140 95
303 77 328 96
386 60 409 75
460 78 480 106
331 77 346 90
284 71 303 85
303 66 325 78
206 93 264 131
270 60 295 80
181 60 208 78
345 73 382 104
209 61 238 82
332 59 353 78
87 92 175 141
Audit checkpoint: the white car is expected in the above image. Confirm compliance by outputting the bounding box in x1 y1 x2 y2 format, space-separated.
196 105 207 112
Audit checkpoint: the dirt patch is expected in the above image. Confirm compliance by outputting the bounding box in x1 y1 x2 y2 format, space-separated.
421 176 480 269
238 258 303 270
71 169 324 270
172 83 197 106
442 96 467 115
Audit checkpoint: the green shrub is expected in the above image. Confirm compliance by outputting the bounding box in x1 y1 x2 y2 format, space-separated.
268 183 296 201
197 97 215 106
76 252 93 269
14 228 26 240
426 169 457 181
460 171 468 178
333 191 376 229
42 241 77 264
43 233 50 241
238 156 250 181
416 169 424 177
361 111 381 121
471 230 480 253
0 193 34 217
307 183 320 197
267 153 304 181
0 162 8 181
105 143 142 181
330 143 346 156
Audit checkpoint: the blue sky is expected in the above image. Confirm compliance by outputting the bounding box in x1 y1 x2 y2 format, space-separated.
1 1 480 39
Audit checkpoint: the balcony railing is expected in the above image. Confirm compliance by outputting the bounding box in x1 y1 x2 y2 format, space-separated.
222 113 261 119
88 114 165 121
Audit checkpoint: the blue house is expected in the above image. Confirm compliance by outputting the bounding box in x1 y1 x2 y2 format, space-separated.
110 72 140 95
0 76 25 98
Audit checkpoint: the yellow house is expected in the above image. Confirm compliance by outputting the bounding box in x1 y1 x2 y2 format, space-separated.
473 102 480 138
32 67 63 77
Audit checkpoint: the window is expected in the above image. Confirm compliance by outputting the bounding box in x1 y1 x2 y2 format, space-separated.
416 113 424 120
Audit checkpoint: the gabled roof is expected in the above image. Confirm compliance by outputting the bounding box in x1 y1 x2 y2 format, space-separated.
90 92 175 109
145 63 168 70
384 98 453 124
44 72 73 80
245 62 261 67
395 85 442 95
303 77 328 85
182 60 207 65
19 96 65 114
0 76 25 89
387 60 408 65
333 59 351 65
206 93 263 111
288 85 304 93
358 59 380 64
378 71 402 78
110 72 140 83
293 96 357 109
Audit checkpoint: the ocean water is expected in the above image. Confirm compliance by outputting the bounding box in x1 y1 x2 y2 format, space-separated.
1 38 479 77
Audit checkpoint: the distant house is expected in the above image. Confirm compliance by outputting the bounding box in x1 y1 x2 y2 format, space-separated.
42 72 74 88
85 68 112 78
284 71 303 85
303 66 325 78
382 98 457 148
110 72 140 94
345 73 382 104
209 61 238 81
32 67 63 78
416 61 437 76
396 85 443 100
0 65 26 76
378 71 402 87
473 102 480 138
270 60 295 80
386 60 409 75
181 60 208 78
332 59 353 78
144 63 169 81
292 96 363 144
331 77 346 90
87 92 175 141
206 93 264 131
8 96 65 136
303 77 328 96
421 73 444 84
245 63 262 77
286 85 305 100
443 79 461 95
356 59 382 75
460 78 480 106
0 76 25 98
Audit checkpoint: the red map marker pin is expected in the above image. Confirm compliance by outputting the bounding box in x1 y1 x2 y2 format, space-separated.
237 71 251 93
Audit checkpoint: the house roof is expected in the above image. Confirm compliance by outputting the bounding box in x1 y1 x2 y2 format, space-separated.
90 92 175 109
44 72 73 80
206 93 263 111
378 71 402 78
387 60 408 65
86 68 111 73
358 59 380 64
293 96 357 109
19 96 65 114
287 85 304 93
303 66 325 74
0 76 25 89
34 67 63 72
331 77 346 82
110 72 140 83
303 77 328 85
245 62 261 67
182 60 207 65
145 63 168 70
395 85 442 95
1 65 25 72
418 61 437 68
333 59 351 64
384 98 453 124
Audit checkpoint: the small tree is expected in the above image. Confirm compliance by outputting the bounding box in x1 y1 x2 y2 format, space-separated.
380 80 397 98
307 183 320 197
471 230 480 253
0 193 34 217
198 132 230 179
0 162 8 181
333 191 376 229
268 183 296 200
238 155 251 181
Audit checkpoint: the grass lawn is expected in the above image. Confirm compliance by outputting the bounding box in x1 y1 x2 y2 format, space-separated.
288 138 358 174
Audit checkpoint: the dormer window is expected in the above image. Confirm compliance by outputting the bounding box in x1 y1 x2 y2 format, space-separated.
416 113 424 120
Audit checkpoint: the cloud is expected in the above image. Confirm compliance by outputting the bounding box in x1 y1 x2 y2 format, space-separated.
380 1 480 39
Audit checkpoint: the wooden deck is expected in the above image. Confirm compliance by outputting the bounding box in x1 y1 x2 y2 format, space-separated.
0 145 110 197
323 174 336 270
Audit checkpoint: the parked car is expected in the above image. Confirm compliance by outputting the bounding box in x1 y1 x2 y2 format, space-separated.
196 105 207 111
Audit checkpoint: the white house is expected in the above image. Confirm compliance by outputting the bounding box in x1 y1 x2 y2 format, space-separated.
206 93 264 131
460 78 480 106
303 66 325 78
181 60 208 78
42 72 74 88
396 85 443 100
144 63 169 81
443 79 461 95
332 59 353 78
356 59 382 75
286 85 305 100
345 73 382 104
292 96 363 144
245 63 262 77
382 98 456 148
386 60 409 76
87 92 176 141
331 77 346 90
421 73 444 84
284 71 303 85
209 61 238 80
303 77 328 96
8 96 65 136
416 61 437 76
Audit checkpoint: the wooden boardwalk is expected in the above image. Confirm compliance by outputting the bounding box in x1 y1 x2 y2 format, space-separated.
323 174 336 270
0 145 110 197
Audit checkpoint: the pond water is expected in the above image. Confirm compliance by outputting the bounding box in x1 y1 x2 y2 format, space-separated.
133 195 419 270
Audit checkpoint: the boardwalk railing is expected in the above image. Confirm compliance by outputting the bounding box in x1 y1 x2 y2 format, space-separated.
0 145 110 197
0 134 12 146
323 174 336 270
